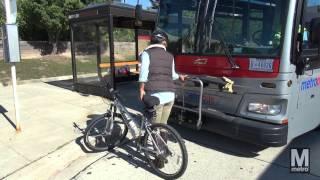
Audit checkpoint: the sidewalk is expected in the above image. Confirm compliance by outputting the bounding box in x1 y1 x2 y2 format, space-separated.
1 81 319 180
0 81 110 179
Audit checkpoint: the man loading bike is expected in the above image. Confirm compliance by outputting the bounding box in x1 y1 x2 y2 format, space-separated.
139 30 187 125
84 30 188 177
139 30 187 168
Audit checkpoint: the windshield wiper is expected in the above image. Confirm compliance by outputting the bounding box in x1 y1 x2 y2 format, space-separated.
212 25 240 69
194 0 206 52
208 0 218 49
206 0 239 69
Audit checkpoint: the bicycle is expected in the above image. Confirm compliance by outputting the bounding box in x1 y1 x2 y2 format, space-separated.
84 84 188 179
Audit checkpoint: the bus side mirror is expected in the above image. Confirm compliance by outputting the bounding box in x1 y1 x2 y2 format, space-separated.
295 18 320 75
309 18 320 47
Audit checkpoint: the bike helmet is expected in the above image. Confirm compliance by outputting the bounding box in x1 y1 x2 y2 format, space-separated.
150 30 169 44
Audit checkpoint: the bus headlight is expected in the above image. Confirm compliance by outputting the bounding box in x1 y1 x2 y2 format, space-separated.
248 103 281 115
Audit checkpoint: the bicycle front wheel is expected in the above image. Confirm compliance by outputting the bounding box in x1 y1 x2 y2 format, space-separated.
143 123 188 179
84 115 128 152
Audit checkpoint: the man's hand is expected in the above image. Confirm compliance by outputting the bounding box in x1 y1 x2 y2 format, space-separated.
139 82 145 101
179 74 188 81
140 89 146 101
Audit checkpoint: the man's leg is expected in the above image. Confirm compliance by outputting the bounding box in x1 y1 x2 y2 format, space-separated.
151 104 166 168
160 101 174 124
154 104 164 123
158 101 174 164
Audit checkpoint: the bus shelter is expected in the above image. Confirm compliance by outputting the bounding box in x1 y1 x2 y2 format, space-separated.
69 2 156 97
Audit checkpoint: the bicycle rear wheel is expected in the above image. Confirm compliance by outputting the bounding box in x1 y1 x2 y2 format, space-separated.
84 115 128 152
143 123 188 179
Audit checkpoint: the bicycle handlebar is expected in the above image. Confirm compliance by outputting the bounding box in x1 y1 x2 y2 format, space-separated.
105 83 119 100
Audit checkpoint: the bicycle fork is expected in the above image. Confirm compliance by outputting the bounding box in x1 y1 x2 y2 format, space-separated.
105 106 114 135
140 126 167 157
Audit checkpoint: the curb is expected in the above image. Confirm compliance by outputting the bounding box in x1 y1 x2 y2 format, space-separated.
0 75 74 87
1 73 97 87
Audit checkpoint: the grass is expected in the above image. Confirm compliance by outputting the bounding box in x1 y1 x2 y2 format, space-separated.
0 54 139 85
0 40 148 85
0 56 95 83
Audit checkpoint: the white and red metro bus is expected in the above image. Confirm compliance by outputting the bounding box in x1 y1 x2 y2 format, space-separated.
154 0 320 146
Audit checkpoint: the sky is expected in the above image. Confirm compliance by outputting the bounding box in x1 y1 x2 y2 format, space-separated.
308 0 320 6
122 0 152 9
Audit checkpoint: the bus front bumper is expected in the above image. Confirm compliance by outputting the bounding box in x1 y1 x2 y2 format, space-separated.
171 108 288 147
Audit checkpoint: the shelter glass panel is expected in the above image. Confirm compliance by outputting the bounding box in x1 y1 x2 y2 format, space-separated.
73 22 99 85
99 25 111 79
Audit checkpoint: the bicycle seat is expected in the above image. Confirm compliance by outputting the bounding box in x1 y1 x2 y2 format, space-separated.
143 95 159 121
143 95 160 109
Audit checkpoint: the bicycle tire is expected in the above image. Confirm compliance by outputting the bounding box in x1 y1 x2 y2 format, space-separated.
143 123 188 179
84 115 128 152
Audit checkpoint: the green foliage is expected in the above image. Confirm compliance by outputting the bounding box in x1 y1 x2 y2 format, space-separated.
1 0 132 43
0 3 5 26
19 0 84 39
114 28 135 42
15 0 85 53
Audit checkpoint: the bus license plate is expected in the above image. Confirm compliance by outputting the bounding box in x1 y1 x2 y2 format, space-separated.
249 58 274 72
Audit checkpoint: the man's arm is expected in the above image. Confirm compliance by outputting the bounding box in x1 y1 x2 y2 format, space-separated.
139 52 150 100
172 59 179 80
139 82 145 100
172 59 187 81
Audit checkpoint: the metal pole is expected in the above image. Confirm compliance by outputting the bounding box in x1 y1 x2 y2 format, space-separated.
70 24 78 89
10 63 21 131
3 0 21 132
108 13 116 89
135 28 139 72
96 24 102 81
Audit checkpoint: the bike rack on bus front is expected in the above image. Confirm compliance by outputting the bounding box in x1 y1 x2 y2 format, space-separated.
173 77 204 130
173 76 234 130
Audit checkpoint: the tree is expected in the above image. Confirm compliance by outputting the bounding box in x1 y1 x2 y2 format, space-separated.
0 2 5 25
17 0 84 54
2 0 130 53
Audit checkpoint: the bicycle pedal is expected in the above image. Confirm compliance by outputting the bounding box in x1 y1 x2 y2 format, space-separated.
164 159 168 164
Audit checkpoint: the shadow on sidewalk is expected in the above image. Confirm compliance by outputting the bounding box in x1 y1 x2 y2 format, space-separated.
74 114 104 154
0 105 16 130
169 123 266 158
258 128 320 179
108 140 159 177
46 80 144 111
61 80 269 158
46 79 74 91
74 113 159 177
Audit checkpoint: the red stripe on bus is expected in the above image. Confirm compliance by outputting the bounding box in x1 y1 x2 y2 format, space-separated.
175 55 280 78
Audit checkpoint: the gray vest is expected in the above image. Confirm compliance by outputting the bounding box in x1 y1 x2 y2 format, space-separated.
145 47 176 92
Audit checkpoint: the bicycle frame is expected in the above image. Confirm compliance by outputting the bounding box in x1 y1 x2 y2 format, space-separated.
105 95 166 156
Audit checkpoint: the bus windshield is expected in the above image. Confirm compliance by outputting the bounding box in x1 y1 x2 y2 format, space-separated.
157 0 290 57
